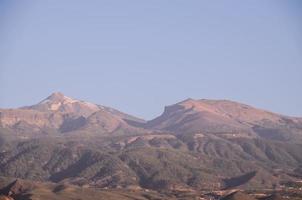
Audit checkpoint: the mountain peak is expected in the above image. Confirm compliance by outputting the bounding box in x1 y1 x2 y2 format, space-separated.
147 98 286 134
41 92 75 104
25 92 99 115
47 92 65 101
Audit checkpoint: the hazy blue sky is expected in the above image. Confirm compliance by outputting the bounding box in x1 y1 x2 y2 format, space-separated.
0 0 301 119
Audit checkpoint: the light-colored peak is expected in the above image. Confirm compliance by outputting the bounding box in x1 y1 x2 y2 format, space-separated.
39 92 77 104
47 92 65 100
34 92 99 114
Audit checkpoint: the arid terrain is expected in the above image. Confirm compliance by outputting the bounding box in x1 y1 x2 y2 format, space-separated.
0 92 302 199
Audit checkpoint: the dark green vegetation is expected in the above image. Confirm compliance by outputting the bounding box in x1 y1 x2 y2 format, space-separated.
0 93 302 199
0 133 301 191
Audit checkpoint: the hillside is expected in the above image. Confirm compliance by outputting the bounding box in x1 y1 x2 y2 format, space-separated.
146 99 302 141
0 92 145 136
0 95 302 196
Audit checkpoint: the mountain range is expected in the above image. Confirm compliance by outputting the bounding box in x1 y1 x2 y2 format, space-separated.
0 92 302 199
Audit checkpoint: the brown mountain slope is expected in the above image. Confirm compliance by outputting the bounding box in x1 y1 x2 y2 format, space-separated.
1 96 302 192
0 133 300 191
146 99 302 140
22 92 100 117
0 177 172 200
23 92 144 123
221 191 256 200
0 92 144 136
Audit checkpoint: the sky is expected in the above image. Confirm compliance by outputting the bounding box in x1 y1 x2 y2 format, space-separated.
0 0 301 120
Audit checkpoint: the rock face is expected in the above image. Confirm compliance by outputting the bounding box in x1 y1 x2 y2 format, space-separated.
0 92 144 136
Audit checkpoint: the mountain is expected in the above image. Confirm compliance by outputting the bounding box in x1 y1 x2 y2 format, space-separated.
0 95 302 196
146 99 302 141
22 92 100 117
22 92 144 122
0 92 144 136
